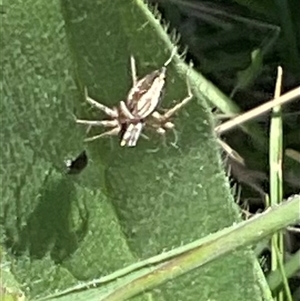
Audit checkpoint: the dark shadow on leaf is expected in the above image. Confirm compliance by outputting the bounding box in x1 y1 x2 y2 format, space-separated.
3 169 89 264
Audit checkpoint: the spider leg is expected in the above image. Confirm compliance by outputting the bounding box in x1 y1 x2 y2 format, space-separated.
155 126 179 149
162 80 193 120
141 133 150 140
83 87 118 118
150 112 175 130
156 128 168 148
77 119 118 140
119 101 135 120
130 55 137 87
76 119 119 127
84 127 120 142
156 127 166 134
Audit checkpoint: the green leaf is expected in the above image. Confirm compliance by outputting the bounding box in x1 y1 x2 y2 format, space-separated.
59 0 264 300
1 0 270 300
231 48 263 97
39 197 299 301
0 248 25 301
1 0 136 299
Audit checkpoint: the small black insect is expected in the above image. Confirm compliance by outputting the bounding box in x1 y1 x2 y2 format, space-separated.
65 150 88 175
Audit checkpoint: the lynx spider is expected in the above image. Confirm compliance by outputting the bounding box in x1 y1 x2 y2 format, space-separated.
76 48 193 147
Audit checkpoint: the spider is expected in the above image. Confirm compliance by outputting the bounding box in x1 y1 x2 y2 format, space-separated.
76 49 193 147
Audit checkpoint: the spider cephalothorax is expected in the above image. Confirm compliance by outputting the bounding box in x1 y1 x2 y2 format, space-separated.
76 49 193 147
